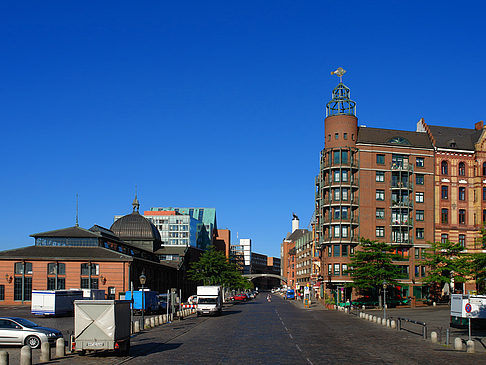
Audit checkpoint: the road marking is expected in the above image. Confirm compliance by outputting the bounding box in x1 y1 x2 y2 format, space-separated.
289 333 293 339
284 326 288 332
306 358 314 365
296 344 302 352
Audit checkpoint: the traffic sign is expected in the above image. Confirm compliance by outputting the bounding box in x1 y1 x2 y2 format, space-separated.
465 303 472 313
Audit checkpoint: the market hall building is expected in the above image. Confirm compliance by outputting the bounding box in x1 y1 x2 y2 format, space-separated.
0 199 181 306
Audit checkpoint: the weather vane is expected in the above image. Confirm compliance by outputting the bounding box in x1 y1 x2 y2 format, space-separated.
331 67 346 83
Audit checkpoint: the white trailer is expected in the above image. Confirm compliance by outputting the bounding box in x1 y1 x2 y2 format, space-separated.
197 286 222 316
71 289 106 300
31 290 84 316
73 300 131 355
451 294 486 328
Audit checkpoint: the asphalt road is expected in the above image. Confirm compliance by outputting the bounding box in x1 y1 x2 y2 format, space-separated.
3 297 485 364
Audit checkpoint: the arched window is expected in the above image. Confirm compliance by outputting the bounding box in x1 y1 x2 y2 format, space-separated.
458 162 465 176
483 162 486 176
441 161 448 175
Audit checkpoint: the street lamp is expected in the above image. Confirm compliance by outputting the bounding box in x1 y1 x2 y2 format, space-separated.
139 272 147 329
383 281 388 320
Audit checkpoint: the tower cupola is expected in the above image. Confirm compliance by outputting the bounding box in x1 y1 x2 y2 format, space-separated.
326 67 356 117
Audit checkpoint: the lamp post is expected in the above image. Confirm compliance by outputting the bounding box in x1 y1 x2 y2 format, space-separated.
139 272 146 329
383 281 388 320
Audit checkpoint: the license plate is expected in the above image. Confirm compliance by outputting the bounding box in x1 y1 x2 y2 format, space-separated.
87 342 104 347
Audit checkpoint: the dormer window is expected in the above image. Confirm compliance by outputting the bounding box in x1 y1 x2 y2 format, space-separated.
388 136 411 145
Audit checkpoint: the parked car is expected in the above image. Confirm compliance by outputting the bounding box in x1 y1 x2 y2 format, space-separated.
0 317 63 349
232 294 247 302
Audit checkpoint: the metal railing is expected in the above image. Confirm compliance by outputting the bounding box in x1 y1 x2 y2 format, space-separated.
396 317 427 339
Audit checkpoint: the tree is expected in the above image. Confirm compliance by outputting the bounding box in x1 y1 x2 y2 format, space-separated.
422 240 470 300
470 253 486 294
187 246 252 289
346 238 402 307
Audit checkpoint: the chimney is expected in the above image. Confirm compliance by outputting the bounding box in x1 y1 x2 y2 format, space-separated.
475 121 484 130
291 213 299 233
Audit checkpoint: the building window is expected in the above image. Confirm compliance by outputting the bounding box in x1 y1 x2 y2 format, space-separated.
441 161 448 175
333 151 340 164
47 277 65 290
459 234 466 247
441 186 448 199
376 190 385 201
441 234 448 243
343 133 348 140
81 263 99 276
483 187 486 201
483 209 486 223
342 188 348 201
376 208 385 219
441 208 448 224
376 226 385 237
333 245 340 257
333 189 340 201
376 154 385 165
334 170 340 182
342 245 348 257
458 162 466 176
0 285 4 301
458 187 466 201
14 262 32 275
328 134 331 141
335 133 338 140
415 192 424 203
341 207 348 219
416 210 424 221
47 263 65 275
81 278 99 289
333 226 340 238
415 249 420 259
333 264 340 276
342 264 348 276
416 174 424 185
334 208 341 219
459 209 466 224
342 226 348 238
341 151 348 164
328 246 331 257
416 157 424 167
376 171 385 182
328 264 332 275
416 228 424 239
342 170 348 182
14 277 32 301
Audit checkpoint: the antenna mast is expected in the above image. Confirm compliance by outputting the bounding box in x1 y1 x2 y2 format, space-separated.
75 193 79 227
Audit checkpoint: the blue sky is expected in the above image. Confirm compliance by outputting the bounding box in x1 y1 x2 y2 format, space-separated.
1 1 485 258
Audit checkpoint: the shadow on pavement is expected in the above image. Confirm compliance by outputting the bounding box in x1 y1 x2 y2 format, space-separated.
130 342 182 356
220 310 241 316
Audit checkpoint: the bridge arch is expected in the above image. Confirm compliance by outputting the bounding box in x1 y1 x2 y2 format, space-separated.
243 273 287 283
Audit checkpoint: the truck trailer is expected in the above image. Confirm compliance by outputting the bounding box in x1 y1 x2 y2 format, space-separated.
31 290 84 316
451 294 486 328
125 290 160 314
197 286 222 316
73 300 131 355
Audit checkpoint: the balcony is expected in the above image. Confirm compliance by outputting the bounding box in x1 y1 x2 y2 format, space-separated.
321 178 359 187
391 200 413 208
390 237 413 245
390 219 414 228
321 197 359 205
322 160 359 169
322 215 359 224
391 162 413 172
319 236 360 246
391 181 413 190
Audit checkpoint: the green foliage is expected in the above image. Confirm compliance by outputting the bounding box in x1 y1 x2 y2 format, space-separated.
470 253 486 293
187 246 252 289
346 238 402 292
422 240 469 286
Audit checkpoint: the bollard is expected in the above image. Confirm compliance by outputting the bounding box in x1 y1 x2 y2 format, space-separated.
150 317 156 328
155 316 160 326
391 320 396 329
373 316 377 323
446 328 450 346
386 319 391 327
422 326 427 340
382 318 387 327
40 342 51 362
454 337 463 351
0 351 8 365
466 340 475 353
20 345 31 365
376 317 381 325
433 301 436 307
134 320 140 333
362 305 365 310
163 314 167 323
431 331 438 344
159 314 163 323
145 318 151 329
56 338 65 358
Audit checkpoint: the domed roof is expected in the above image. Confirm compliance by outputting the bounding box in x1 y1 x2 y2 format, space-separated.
110 195 161 242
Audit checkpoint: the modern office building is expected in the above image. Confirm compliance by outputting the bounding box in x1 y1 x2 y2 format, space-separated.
230 238 252 274
315 77 436 303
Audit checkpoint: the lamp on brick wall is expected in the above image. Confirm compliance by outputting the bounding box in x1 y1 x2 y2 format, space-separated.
5 274 12 283
100 275 107 285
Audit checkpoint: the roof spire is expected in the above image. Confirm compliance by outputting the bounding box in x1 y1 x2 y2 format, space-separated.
132 186 140 213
